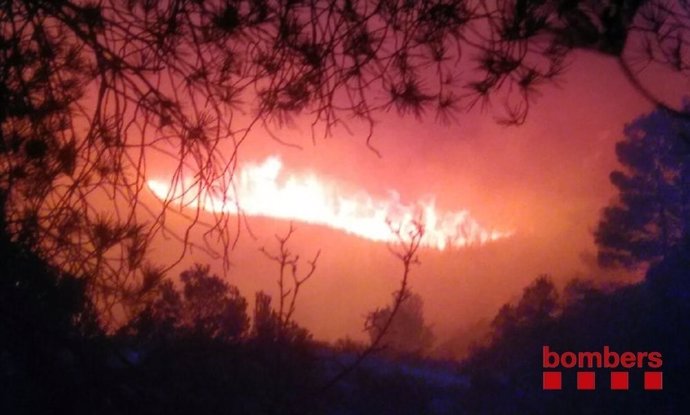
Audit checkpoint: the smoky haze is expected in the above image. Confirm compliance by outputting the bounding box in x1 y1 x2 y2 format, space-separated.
147 51 686 347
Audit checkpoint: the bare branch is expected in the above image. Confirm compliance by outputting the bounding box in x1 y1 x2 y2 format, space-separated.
260 223 320 328
320 219 424 391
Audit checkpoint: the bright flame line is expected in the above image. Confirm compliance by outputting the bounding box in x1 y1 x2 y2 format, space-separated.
147 156 512 250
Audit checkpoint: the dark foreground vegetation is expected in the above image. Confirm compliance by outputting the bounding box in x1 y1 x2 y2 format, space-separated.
2 0 690 412
2 184 689 414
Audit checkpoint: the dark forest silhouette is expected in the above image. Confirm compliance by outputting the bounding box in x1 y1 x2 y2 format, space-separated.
4 104 690 412
2 1 690 414
595 101 690 269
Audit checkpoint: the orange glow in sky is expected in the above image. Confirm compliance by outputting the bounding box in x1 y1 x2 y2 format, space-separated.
147 156 511 250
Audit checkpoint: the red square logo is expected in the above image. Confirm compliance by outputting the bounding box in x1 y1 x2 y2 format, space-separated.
644 371 663 390
610 371 629 390
577 371 596 390
543 371 562 390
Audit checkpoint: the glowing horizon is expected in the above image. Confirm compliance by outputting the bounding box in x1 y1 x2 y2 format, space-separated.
147 156 512 250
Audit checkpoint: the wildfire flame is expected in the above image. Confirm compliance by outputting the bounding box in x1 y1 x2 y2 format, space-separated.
147 156 511 250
